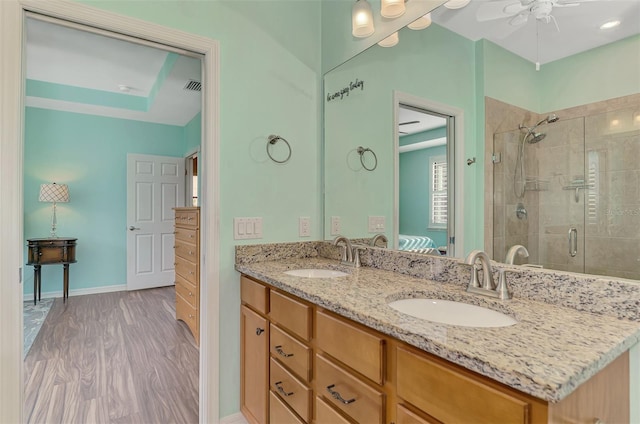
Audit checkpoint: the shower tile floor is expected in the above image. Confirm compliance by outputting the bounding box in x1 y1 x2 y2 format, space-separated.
23 298 54 358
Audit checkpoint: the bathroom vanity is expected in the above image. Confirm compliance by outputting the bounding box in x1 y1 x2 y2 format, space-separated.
236 247 639 424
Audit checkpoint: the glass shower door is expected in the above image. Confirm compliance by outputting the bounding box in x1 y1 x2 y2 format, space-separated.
493 116 586 272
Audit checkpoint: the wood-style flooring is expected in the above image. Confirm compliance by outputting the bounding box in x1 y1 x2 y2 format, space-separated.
24 287 199 424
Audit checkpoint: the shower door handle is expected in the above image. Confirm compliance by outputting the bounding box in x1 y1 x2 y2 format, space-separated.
568 227 578 257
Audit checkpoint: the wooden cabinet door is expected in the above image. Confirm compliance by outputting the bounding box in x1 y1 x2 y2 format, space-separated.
241 305 269 424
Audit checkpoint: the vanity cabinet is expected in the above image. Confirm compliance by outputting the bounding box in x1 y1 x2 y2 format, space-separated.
174 207 200 343
239 274 630 424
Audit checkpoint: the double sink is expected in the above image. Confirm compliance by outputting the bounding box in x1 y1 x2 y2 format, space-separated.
283 268 517 328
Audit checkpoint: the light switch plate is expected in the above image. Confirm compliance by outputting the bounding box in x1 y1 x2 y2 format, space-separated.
368 216 385 233
234 217 263 240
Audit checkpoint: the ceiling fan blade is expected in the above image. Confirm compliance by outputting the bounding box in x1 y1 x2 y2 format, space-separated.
509 12 529 26
477 0 526 22
554 2 580 7
399 121 420 126
399 131 408 135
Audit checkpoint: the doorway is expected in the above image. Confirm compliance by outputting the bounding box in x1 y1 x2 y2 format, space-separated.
0 3 220 422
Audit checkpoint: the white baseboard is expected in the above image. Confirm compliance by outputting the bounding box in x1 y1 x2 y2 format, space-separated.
22 284 127 302
220 412 248 424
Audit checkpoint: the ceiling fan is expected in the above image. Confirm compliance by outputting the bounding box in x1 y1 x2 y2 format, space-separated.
477 0 588 28
399 120 419 135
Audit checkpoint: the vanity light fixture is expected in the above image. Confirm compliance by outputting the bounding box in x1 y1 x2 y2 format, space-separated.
443 0 470 9
408 12 432 30
600 20 620 30
378 31 399 47
381 0 405 19
633 110 640 126
352 0 375 38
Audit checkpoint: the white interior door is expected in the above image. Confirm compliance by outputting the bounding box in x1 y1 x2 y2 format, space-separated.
127 153 185 291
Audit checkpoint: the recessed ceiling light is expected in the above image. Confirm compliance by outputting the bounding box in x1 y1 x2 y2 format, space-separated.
600 20 620 30
118 84 131 93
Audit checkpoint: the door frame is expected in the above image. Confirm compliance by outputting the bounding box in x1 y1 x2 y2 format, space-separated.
0 1 220 422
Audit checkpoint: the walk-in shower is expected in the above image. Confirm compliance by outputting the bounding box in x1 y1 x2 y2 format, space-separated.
513 114 559 199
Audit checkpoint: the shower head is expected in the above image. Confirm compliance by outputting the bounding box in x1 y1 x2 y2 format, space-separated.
534 114 559 127
527 132 546 144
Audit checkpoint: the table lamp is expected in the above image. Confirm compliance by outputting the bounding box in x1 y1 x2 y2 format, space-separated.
39 182 70 238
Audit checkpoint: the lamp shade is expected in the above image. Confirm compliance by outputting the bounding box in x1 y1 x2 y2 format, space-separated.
378 32 399 47
352 0 375 38
39 183 70 203
381 0 405 19
408 13 432 30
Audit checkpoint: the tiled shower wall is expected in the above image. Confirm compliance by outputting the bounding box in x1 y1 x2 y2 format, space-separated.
487 94 640 280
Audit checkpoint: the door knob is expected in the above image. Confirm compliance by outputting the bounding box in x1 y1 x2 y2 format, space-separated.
129 226 140 231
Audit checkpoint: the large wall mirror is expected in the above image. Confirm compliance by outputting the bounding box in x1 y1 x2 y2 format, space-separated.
323 1 640 282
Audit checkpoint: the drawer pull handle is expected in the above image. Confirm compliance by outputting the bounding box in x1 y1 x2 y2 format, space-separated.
275 381 293 397
327 384 355 404
189 251 194 255
275 345 293 358
256 328 265 336
188 291 193 296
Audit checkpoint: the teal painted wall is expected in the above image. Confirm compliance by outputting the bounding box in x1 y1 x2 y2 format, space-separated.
184 112 201 155
24 107 186 295
324 23 480 251
75 0 322 416
399 144 447 247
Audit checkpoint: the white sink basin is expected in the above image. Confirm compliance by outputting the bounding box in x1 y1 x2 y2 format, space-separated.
388 298 517 328
284 269 348 278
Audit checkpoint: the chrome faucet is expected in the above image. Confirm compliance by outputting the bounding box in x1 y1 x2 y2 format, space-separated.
333 235 353 265
505 245 529 265
464 250 512 300
369 233 388 248
333 235 365 267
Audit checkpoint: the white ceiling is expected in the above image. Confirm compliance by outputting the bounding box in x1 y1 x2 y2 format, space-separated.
399 106 447 136
26 18 202 126
431 0 640 65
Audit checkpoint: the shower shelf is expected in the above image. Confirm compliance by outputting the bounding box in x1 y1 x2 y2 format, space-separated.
524 178 549 192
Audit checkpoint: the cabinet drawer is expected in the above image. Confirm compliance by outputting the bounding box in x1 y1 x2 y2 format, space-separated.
174 208 199 228
175 239 198 263
270 358 311 422
396 347 529 424
176 295 198 338
270 391 305 424
315 354 384 424
175 274 198 309
315 396 352 424
270 324 311 382
175 255 198 285
316 310 384 384
175 226 198 244
270 291 311 341
397 404 441 424
241 276 268 314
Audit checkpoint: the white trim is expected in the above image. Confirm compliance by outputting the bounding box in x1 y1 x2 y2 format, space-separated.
393 91 465 258
398 137 447 153
22 284 129 302
1 1 220 422
220 412 249 424
631 343 639 423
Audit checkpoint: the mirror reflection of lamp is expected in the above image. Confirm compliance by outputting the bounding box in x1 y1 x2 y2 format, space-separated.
39 182 70 238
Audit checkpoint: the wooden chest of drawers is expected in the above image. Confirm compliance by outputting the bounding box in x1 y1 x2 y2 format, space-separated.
174 207 200 344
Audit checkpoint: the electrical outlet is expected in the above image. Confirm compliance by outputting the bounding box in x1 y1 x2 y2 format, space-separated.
299 217 311 237
368 216 385 233
331 216 341 236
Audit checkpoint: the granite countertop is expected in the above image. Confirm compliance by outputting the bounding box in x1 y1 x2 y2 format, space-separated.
236 257 640 403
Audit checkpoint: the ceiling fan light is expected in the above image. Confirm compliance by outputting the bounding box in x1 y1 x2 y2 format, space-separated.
408 13 432 30
600 20 620 30
381 0 406 19
378 32 399 47
443 0 470 10
352 0 375 38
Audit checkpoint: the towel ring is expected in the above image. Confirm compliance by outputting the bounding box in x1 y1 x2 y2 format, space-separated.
357 146 377 171
267 135 292 164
